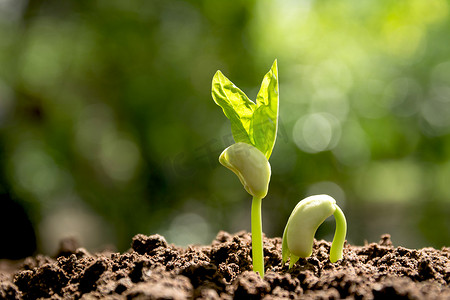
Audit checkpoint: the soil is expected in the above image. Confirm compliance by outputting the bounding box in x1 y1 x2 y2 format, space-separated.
0 232 449 299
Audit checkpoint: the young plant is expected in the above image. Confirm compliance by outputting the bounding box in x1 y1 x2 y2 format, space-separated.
212 60 279 277
282 194 347 268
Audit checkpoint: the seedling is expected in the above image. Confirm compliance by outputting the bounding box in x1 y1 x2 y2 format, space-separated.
212 60 279 277
282 194 347 268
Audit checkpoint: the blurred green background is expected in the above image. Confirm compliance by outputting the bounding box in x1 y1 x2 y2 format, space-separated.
1 0 449 257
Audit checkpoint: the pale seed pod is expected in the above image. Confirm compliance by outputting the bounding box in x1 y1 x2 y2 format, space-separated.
282 194 347 267
219 142 271 199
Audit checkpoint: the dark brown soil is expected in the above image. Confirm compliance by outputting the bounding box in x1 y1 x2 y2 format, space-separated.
1 232 449 299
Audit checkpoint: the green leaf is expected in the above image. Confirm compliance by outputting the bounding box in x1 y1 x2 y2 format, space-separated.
211 60 279 159
252 59 279 159
211 70 256 145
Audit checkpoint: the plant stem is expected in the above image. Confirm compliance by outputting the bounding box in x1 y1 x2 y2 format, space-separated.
251 196 264 277
330 205 347 263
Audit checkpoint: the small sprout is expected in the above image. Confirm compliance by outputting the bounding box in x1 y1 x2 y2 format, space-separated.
219 142 271 199
282 195 347 268
212 60 279 277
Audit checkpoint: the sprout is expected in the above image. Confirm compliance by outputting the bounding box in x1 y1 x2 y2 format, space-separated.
282 194 347 268
212 60 279 277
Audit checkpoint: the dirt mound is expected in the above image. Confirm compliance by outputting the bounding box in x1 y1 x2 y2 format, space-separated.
1 232 449 299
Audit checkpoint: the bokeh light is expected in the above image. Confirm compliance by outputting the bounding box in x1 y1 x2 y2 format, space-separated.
0 0 449 257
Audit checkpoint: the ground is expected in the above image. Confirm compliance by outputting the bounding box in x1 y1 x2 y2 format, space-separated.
0 231 449 299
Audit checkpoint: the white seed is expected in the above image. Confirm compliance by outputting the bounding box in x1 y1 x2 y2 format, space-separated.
219 142 271 199
285 195 336 258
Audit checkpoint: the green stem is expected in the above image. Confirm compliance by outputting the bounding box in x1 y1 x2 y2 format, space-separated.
251 196 264 277
330 205 347 263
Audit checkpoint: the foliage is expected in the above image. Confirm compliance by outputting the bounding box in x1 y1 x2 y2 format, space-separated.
0 0 449 255
212 60 278 159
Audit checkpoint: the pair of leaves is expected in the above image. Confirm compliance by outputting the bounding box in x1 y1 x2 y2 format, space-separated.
211 60 279 159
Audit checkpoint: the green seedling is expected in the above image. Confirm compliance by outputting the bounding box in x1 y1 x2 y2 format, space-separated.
282 194 347 268
212 60 279 277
